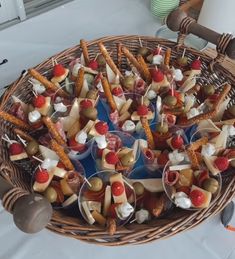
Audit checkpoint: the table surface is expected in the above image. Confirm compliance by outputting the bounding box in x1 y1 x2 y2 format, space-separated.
0 1 235 258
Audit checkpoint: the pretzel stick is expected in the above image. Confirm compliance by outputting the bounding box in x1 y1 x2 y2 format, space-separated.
28 69 69 98
98 42 122 77
75 67 85 97
80 39 90 66
137 54 152 83
50 139 74 171
121 46 144 77
0 110 30 130
164 48 171 66
101 77 117 111
117 42 122 71
188 137 208 151
13 128 35 142
42 116 66 146
141 117 155 150
106 217 116 236
187 148 199 169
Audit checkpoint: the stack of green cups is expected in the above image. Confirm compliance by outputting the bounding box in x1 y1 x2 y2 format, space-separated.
151 0 180 21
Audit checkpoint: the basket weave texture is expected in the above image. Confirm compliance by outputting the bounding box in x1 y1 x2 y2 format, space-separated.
0 35 235 246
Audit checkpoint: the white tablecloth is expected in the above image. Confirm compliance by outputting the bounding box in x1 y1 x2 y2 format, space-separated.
0 1 235 258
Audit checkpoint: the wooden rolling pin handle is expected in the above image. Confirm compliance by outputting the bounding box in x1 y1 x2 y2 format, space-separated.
0 175 53 233
166 9 235 59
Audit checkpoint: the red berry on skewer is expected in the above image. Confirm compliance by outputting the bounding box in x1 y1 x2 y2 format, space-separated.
190 190 205 207
105 151 119 165
33 95 46 108
111 181 124 196
137 105 149 116
151 69 164 82
191 59 201 70
68 136 86 152
80 99 93 109
35 169 49 183
171 135 184 149
112 86 123 96
88 59 98 70
214 157 229 171
95 121 108 135
53 64 66 77
9 143 24 155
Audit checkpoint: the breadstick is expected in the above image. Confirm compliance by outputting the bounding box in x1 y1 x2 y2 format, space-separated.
188 136 208 151
13 128 35 142
186 148 199 169
42 116 66 146
141 117 155 150
117 42 122 71
0 110 30 130
98 42 122 77
106 217 116 236
75 67 85 97
121 46 144 77
164 48 171 66
50 139 74 171
101 77 117 111
137 54 152 83
28 69 69 98
80 39 90 66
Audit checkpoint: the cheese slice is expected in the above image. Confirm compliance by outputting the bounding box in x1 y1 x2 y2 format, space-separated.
51 167 67 178
203 156 220 175
69 98 79 119
109 173 127 204
82 201 95 225
131 111 154 121
36 97 51 116
10 152 28 161
197 119 221 133
33 170 54 193
169 164 191 171
113 95 126 111
87 201 102 213
79 79 89 98
213 98 231 122
103 185 111 216
209 130 228 150
106 63 118 84
191 185 212 209
127 178 163 193
62 194 78 207
101 149 115 170
119 99 133 115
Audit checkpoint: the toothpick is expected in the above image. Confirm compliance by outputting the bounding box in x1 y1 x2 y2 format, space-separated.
51 58 55 66
94 53 99 61
39 165 42 171
141 96 144 105
33 156 44 163
2 136 12 144
32 90 37 97
54 59 58 65
16 134 27 147
182 48 186 58
161 114 164 127
171 83 174 96
158 47 162 55
229 158 235 162
84 177 92 187
139 37 143 48
4 134 12 144
130 218 137 224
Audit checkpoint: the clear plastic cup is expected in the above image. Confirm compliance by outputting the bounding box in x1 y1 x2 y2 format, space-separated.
162 160 222 211
91 131 140 175
31 158 85 209
101 92 155 136
78 170 136 227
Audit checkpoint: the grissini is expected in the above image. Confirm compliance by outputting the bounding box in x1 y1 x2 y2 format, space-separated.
141 117 155 150
50 139 74 171
101 77 117 112
0 110 30 130
80 39 90 66
13 128 35 142
75 67 85 97
137 54 152 83
28 69 69 98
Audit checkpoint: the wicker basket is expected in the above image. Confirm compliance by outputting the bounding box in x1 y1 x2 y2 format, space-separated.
0 34 235 245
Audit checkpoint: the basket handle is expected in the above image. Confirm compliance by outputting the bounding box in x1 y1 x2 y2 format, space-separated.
166 9 235 64
0 174 52 233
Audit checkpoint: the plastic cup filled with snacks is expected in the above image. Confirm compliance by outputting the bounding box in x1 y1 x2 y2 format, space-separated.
78 170 136 227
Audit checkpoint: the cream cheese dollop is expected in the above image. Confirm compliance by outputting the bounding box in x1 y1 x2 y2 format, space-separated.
41 158 58 170
95 135 107 149
135 209 150 224
186 108 200 119
169 150 185 165
54 102 67 113
147 89 157 100
201 143 216 157
96 80 104 92
75 131 87 145
116 202 134 219
174 192 192 209
28 110 41 123
72 63 83 77
122 120 136 132
172 68 183 81
152 54 163 65
30 78 46 94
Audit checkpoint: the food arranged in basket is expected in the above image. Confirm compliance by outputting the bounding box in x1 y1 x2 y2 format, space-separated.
0 37 234 235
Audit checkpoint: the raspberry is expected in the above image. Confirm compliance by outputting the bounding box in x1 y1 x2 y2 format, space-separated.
33 95 46 108
137 105 149 116
151 69 164 82
80 99 93 109
9 143 24 155
35 169 49 183
111 181 124 196
171 135 184 149
88 59 98 70
190 189 205 207
95 121 108 135
214 157 229 171
105 151 119 165
191 59 201 70
112 86 123 96
53 64 66 77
